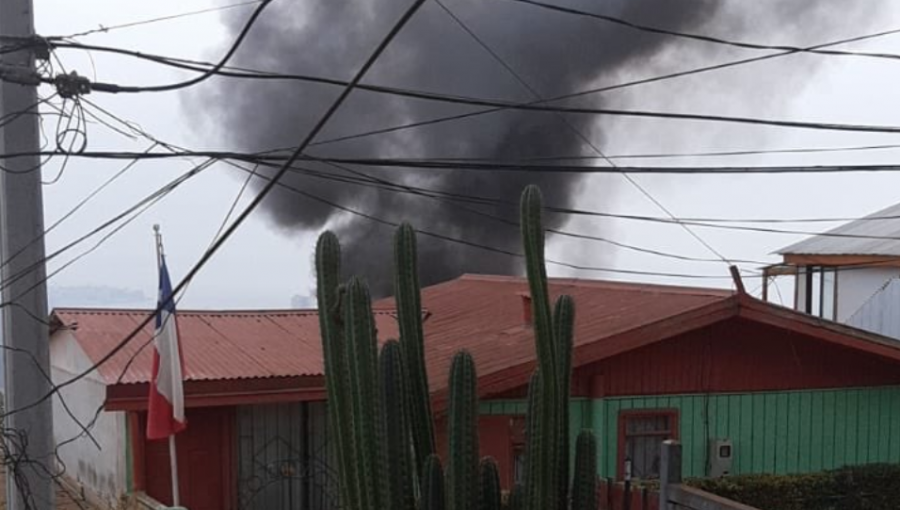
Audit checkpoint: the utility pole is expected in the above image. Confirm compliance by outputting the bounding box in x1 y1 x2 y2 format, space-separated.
0 0 55 508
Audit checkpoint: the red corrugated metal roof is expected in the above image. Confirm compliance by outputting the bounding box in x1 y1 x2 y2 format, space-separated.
406 275 734 392
52 308 402 384
51 275 731 387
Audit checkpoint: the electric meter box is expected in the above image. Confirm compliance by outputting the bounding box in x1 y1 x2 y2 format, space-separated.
708 439 733 478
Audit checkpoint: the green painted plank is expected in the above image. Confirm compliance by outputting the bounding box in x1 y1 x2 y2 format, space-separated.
750 393 766 473
797 391 812 473
698 395 712 478
877 388 891 462
762 393 778 473
726 395 742 473
774 392 789 474
737 394 753 475
858 389 871 465
871 389 886 462
834 391 848 468
809 391 824 472
891 391 900 463
845 390 860 467
785 392 801 473
712 395 728 439
821 391 836 470
679 396 693 475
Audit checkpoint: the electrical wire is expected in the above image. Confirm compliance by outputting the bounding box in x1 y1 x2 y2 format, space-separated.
60 0 264 39
503 0 900 62
20 149 900 175
35 32 900 133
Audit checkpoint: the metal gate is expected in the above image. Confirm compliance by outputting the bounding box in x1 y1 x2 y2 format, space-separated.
237 402 338 510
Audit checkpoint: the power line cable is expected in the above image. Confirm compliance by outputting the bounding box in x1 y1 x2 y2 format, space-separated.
30 30 900 133
503 0 900 62
60 0 264 39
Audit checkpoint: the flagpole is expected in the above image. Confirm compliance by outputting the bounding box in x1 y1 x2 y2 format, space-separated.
154 224 181 508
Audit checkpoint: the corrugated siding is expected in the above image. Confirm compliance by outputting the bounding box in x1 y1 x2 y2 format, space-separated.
595 387 900 478
236 402 335 510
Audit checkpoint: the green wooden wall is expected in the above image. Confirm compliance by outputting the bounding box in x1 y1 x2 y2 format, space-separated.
482 386 900 479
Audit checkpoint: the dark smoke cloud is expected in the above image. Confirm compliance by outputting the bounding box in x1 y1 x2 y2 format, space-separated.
199 0 875 297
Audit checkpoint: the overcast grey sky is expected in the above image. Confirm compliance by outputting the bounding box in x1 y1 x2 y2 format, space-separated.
30 0 900 310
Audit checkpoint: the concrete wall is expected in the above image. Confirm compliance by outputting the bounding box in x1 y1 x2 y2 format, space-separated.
50 329 128 508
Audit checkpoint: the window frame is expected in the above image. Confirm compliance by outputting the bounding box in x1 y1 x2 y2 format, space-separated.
616 408 679 481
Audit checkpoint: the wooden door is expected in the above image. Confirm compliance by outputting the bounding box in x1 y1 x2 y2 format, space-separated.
143 406 236 510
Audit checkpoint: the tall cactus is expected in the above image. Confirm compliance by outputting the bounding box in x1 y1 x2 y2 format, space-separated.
478 458 502 510
381 340 415 510
448 351 479 510
344 277 385 510
315 233 360 510
555 294 576 509
521 185 561 510
395 223 436 477
571 431 598 510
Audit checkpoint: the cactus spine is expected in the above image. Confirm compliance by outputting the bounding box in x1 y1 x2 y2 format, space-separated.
571 431 598 510
395 223 436 477
381 340 415 510
478 458 501 510
448 350 479 510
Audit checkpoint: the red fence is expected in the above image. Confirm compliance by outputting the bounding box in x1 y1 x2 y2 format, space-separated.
598 479 660 510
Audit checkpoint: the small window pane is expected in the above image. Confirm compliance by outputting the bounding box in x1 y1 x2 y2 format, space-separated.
626 415 669 435
822 269 836 319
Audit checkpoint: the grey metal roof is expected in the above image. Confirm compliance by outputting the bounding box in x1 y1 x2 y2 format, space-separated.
778 201 900 256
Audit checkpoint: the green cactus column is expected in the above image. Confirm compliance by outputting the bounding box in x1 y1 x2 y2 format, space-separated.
381 340 415 510
520 185 562 510
448 351 479 510
344 277 385 510
423 454 447 510
478 457 502 510
571 431 598 510
394 223 436 477
315 232 360 510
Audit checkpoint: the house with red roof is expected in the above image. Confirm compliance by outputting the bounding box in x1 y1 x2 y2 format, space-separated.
50 274 900 510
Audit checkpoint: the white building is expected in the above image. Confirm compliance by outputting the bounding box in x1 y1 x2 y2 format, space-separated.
766 201 900 336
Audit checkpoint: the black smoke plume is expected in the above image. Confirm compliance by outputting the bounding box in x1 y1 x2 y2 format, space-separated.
201 0 878 297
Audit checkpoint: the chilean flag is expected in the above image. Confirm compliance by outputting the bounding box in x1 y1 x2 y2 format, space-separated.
146 254 187 440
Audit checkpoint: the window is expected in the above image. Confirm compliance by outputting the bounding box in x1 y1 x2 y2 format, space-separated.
512 445 525 485
617 410 678 481
802 266 837 319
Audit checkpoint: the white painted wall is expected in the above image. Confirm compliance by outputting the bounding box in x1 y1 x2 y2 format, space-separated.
848 278 900 339
794 267 900 322
836 267 900 322
50 329 128 507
